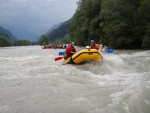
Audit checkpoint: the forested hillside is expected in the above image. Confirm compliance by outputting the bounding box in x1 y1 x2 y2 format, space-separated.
47 19 72 42
0 26 16 47
0 26 16 40
0 26 33 47
69 0 150 49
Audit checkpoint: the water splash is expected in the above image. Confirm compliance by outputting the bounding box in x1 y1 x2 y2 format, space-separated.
0 46 150 113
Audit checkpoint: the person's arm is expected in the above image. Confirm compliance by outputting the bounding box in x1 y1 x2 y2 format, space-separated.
71 47 76 54
71 51 75 54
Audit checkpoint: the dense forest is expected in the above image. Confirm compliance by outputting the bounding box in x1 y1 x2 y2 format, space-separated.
68 0 150 49
0 34 33 47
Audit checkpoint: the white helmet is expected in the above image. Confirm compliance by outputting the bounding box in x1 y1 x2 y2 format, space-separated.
86 46 90 49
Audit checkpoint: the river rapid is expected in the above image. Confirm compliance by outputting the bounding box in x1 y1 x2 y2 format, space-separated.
0 46 150 113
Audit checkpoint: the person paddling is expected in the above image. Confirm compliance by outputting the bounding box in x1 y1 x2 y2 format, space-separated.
64 42 76 59
90 40 101 50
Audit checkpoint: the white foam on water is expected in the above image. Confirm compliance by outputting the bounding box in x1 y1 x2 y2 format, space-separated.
145 100 150 105
2 55 41 61
0 47 150 113
0 105 11 112
103 54 124 64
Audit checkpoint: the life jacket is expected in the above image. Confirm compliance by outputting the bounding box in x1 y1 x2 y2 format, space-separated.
64 45 76 59
90 44 100 50
66 45 76 54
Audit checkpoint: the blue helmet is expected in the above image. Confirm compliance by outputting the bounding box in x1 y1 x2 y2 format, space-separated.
71 42 75 44
90 40 95 43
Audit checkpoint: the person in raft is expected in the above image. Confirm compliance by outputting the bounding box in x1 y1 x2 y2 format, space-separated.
64 42 76 59
90 40 102 51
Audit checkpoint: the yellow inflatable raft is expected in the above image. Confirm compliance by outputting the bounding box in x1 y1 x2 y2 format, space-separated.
62 49 102 64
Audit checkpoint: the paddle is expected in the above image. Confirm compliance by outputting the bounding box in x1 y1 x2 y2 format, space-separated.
59 52 65 56
104 49 113 54
54 56 63 61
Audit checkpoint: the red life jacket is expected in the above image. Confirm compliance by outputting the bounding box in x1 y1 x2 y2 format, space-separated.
66 45 76 55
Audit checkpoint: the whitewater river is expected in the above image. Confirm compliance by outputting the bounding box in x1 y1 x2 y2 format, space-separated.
0 46 150 113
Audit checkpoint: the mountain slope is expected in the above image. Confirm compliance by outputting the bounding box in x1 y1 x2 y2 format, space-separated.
0 26 16 40
46 22 62 34
47 19 72 41
2 25 38 41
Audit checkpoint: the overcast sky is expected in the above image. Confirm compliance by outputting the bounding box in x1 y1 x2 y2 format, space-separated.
0 0 78 35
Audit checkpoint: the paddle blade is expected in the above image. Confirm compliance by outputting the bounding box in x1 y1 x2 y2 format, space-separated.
54 56 63 61
59 52 65 56
105 49 113 54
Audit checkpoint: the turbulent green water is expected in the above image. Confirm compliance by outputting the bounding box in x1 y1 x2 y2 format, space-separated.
0 46 150 113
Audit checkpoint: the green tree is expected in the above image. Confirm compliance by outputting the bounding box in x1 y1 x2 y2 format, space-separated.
13 40 31 46
69 0 150 49
70 0 102 46
38 35 49 45
134 0 150 49
0 35 10 47
100 0 142 49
